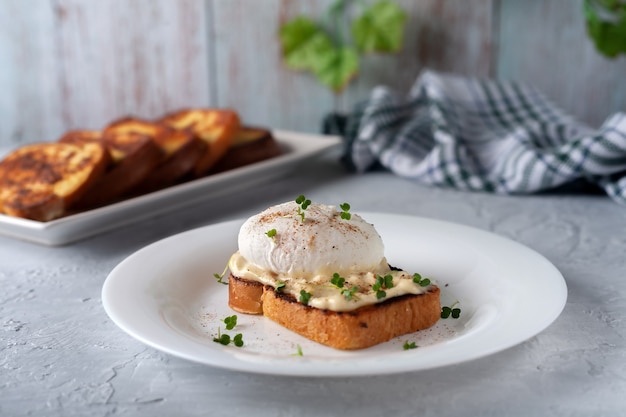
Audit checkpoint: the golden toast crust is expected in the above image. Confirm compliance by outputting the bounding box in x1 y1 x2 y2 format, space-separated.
159 109 241 176
228 274 441 350
72 132 163 209
210 126 282 174
103 117 208 193
0 142 109 221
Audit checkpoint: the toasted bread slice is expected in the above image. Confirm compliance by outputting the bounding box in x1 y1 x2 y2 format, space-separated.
64 128 163 209
159 109 240 176
228 274 265 315
228 274 441 350
0 142 109 221
103 117 206 193
210 126 282 174
59 130 126 164
136 129 207 192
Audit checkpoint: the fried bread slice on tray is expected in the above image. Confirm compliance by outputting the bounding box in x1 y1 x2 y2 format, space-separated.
209 126 282 174
0 141 109 221
159 108 240 176
102 117 206 193
61 127 163 209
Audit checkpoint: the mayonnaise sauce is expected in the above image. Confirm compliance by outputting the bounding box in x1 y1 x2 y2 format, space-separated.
229 252 432 312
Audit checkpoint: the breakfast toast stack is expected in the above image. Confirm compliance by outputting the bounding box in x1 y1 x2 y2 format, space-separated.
0 109 282 221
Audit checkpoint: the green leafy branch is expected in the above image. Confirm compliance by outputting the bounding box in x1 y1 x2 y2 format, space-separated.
584 0 626 58
279 0 407 92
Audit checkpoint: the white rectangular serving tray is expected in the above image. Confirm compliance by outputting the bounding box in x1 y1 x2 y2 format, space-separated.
0 130 341 246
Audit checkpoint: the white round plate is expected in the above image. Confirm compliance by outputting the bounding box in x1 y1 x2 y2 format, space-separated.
102 213 567 377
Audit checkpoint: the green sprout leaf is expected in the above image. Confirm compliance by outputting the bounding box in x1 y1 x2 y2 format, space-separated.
341 286 359 300
266 228 277 239
441 301 461 319
383 274 394 288
212 255 234 285
339 202 352 220
212 270 229 285
295 194 312 221
233 333 244 347
332 272 358 300
331 272 345 288
352 0 407 53
373 274 394 299
403 341 417 350
222 315 238 330
300 290 312 305
275 280 286 292
213 325 244 348
213 333 231 345
292 344 304 356
412 273 431 287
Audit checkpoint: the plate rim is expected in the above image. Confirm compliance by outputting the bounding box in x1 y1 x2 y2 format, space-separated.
101 212 568 377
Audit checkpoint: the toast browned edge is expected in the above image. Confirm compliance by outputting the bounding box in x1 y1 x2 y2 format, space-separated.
67 130 163 209
0 142 110 221
209 126 283 174
228 274 441 350
122 124 207 194
158 109 241 176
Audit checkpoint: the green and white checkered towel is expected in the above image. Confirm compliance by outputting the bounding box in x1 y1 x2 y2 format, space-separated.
325 70 626 205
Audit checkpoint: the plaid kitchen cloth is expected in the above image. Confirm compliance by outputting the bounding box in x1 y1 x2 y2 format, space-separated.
324 69 626 205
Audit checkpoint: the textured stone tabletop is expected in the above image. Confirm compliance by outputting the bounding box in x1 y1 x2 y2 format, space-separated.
1 152 625 416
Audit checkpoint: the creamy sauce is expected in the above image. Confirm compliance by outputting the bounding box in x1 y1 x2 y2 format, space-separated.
229 251 433 312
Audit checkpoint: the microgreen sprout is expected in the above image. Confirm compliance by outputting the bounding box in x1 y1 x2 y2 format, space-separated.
275 280 286 292
403 341 418 350
222 315 237 330
341 286 359 300
330 272 345 288
265 228 277 239
412 273 431 287
213 269 229 285
213 330 231 345
213 316 244 347
212 255 233 285
299 289 312 305
233 333 244 347
331 272 359 300
292 344 304 356
339 202 351 220
441 301 461 319
373 274 394 299
295 194 312 222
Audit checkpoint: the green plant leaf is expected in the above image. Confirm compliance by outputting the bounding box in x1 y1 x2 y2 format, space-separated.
352 0 407 53
279 16 335 71
584 0 626 58
279 1 407 92
311 46 359 92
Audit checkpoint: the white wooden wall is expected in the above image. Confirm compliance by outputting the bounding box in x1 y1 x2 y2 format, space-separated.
1 0 624 148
